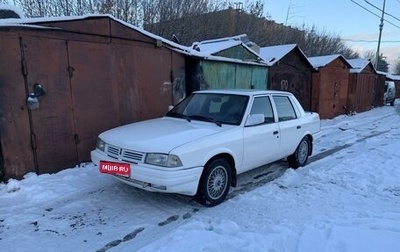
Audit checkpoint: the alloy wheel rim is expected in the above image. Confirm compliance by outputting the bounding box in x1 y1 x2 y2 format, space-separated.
298 140 309 163
207 166 228 200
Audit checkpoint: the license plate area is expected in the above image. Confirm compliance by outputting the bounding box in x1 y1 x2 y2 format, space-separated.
99 161 131 177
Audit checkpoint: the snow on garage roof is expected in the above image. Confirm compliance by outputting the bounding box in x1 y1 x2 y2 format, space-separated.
0 15 266 66
0 14 189 52
189 34 264 63
187 34 266 66
386 73 400 81
347 58 375 74
308 54 351 69
191 38 242 55
259 44 312 68
190 34 249 54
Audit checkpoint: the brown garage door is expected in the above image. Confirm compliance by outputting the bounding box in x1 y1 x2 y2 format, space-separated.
21 35 78 173
67 40 120 162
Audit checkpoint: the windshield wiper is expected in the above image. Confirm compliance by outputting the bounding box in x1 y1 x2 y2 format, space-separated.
188 115 222 127
166 112 191 122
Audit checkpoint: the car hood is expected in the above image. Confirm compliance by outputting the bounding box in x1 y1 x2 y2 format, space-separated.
99 117 229 153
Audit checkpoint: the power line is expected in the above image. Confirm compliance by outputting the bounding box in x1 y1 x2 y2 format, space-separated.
350 0 380 18
382 19 400 29
350 0 400 29
364 0 400 24
342 38 400 43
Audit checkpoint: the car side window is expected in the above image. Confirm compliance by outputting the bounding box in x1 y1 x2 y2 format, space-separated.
250 96 275 124
273 96 297 121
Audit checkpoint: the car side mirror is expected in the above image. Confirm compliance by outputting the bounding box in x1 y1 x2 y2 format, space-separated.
245 114 264 126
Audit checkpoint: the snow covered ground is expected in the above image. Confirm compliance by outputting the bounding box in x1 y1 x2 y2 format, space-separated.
1 101 400 252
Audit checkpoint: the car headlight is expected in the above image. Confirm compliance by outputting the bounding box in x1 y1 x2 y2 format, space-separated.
96 138 106 152
145 153 183 167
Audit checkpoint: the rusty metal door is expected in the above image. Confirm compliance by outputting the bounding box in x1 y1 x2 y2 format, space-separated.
332 77 341 117
0 34 35 179
20 35 78 174
130 46 174 120
67 41 119 163
269 70 311 111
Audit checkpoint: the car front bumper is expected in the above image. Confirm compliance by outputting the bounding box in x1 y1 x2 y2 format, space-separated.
91 150 203 196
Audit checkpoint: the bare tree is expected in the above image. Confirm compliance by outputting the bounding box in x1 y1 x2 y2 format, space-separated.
364 50 389 72
393 57 400 75
13 0 96 17
294 25 359 59
144 0 286 45
142 0 158 25
143 0 358 59
16 0 43 17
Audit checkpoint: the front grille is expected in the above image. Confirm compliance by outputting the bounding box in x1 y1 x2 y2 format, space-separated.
105 144 144 163
123 150 143 160
107 145 120 156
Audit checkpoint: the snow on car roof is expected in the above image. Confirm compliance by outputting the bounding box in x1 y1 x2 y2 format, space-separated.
194 89 292 96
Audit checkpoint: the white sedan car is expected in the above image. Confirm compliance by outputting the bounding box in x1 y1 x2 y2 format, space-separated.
91 89 320 206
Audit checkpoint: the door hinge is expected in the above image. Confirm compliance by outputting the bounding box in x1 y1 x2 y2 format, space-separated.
74 134 79 144
21 59 28 76
68 66 75 78
30 133 37 150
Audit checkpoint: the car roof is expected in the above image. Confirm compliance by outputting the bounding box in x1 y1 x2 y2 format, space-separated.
193 89 292 96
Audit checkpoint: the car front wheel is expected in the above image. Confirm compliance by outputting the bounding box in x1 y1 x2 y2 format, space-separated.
288 137 310 168
195 158 231 207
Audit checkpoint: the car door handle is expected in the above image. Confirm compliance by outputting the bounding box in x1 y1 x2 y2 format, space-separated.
273 131 279 135
297 125 301 129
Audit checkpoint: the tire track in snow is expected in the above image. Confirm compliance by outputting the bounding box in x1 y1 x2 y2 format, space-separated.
229 129 391 199
93 208 200 251
95 227 145 252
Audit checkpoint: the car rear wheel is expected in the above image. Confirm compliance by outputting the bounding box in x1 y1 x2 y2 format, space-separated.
195 158 231 207
288 137 310 169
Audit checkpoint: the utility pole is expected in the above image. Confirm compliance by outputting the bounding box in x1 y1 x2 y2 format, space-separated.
375 0 386 70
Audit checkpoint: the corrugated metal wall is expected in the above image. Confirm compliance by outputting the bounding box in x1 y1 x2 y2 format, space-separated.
311 59 350 119
189 60 267 91
0 17 186 180
216 45 260 62
348 72 375 113
373 74 385 107
268 51 312 111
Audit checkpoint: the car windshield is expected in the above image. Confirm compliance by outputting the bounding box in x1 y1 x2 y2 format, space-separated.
166 93 249 125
